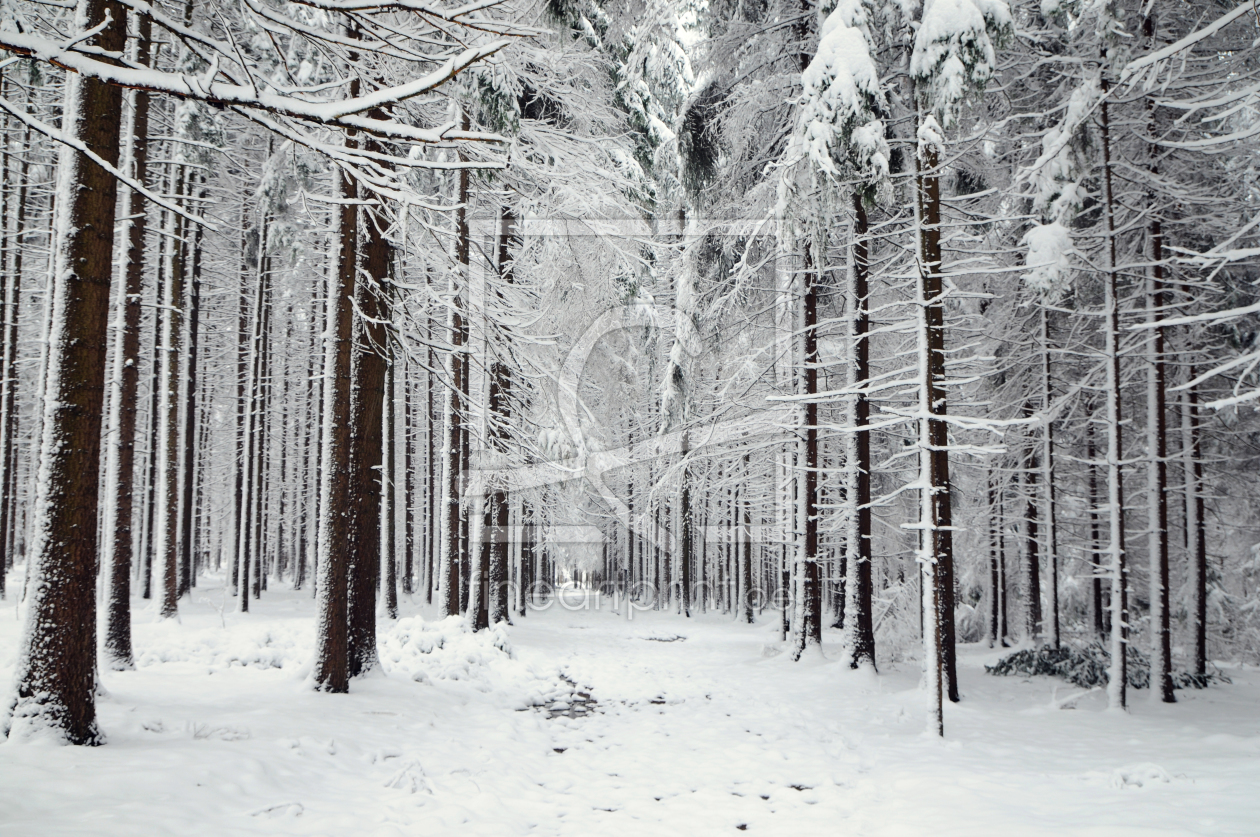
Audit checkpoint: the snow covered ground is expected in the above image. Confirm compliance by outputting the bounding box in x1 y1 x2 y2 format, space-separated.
2 573 1258 835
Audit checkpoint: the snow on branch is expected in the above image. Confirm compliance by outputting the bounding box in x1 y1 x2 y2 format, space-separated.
0 92 211 230
795 1 888 185
0 26 511 145
1120 3 1257 89
910 0 1011 126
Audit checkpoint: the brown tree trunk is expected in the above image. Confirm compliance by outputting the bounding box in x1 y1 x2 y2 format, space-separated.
231 212 251 593
792 243 822 658
0 84 35 602
178 175 203 598
252 288 272 598
311 105 360 693
442 119 470 618
347 167 390 676
403 351 415 596
1147 207 1174 704
157 161 187 619
848 193 876 668
488 207 518 625
741 455 754 624
237 246 269 612
1149 258 1174 700
1183 358 1206 677
0 77 10 602
918 133 959 708
426 322 436 605
140 262 162 601
988 473 999 648
102 13 153 663
1041 309 1060 649
1100 77 1129 710
1087 423 1105 637
1144 7 1173 704
383 354 399 619
1022 400 1042 643
7 0 125 744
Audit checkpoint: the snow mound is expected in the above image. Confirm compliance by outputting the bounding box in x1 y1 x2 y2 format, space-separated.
1109 764 1172 790
378 616 562 708
133 621 308 671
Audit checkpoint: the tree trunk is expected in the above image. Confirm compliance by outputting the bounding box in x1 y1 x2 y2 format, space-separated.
441 117 470 618
140 260 163 601
1182 358 1206 678
1100 78 1129 710
1146 220 1174 703
1041 308 1060 649
102 15 152 663
1143 6 1174 704
178 175 204 598
988 472 999 648
230 212 251 593
155 160 187 619
237 245 269 612
487 207 518 626
311 110 361 693
741 455 754 624
1 86 35 602
7 0 125 745
847 193 876 668
1087 423 1105 638
347 174 390 676
382 355 398 618
917 123 959 725
998 487 1009 646
426 318 436 605
792 243 821 659
403 351 415 597
1022 400 1041 643
679 438 693 619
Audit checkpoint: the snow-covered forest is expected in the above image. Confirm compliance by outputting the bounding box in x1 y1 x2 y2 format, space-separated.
2 0 1260 831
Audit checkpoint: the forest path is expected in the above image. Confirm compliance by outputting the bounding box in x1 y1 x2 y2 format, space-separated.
1 576 1258 835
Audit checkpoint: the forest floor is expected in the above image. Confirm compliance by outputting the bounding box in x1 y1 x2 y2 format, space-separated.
1 573 1258 835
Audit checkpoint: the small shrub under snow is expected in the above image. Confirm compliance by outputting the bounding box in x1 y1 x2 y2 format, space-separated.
375 616 581 710
985 641 1229 690
378 615 514 686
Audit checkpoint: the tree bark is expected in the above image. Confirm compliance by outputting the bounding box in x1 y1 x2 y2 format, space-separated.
848 193 876 668
488 207 518 626
1 84 35 602
1041 308 1060 649
791 243 821 659
178 175 204 598
441 115 470 618
311 107 361 693
155 160 186 619
1100 77 1129 710
102 14 152 663
917 126 959 719
7 0 126 745
382 354 398 618
347 171 390 676
1182 358 1206 678
1146 202 1174 704
1022 400 1041 643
